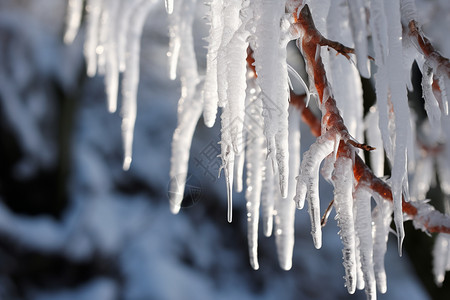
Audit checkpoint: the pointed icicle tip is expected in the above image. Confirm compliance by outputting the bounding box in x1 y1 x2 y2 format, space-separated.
123 156 132 171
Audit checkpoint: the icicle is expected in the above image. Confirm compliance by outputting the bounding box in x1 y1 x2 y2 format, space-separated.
274 106 300 270
410 156 434 201
224 23 250 155
354 186 376 300
295 134 334 249
365 106 384 177
433 233 450 286
117 0 142 72
165 0 174 14
422 60 441 133
168 83 204 214
327 0 365 142
332 155 357 294
84 0 103 77
347 0 370 78
121 0 157 170
400 0 417 24
104 0 120 113
216 0 242 108
438 74 450 115
372 193 393 294
253 0 290 197
220 103 235 223
244 95 265 270
385 0 410 254
64 0 83 44
202 0 224 127
261 157 275 237
234 152 245 193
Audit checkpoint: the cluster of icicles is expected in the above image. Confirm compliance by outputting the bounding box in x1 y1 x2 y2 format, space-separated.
64 0 450 299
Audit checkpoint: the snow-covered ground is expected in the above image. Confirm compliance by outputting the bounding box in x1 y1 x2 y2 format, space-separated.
0 1 443 299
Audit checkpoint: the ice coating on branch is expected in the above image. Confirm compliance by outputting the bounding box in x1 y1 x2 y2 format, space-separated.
253 0 289 197
121 0 156 170
347 0 370 78
433 233 450 286
202 0 224 127
274 106 300 270
372 194 393 294
354 187 376 300
332 155 356 294
365 107 384 177
295 134 334 249
84 0 102 77
64 0 83 44
168 83 204 214
244 90 265 270
385 0 410 253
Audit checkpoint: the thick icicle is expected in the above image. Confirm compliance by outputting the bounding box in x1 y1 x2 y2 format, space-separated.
216 0 242 108
202 0 224 127
372 194 393 294
385 0 410 253
327 0 365 143
295 134 334 249
168 83 204 214
354 186 376 300
332 154 357 294
64 0 83 44
121 0 157 170
274 106 300 270
253 0 290 197
84 0 102 77
244 92 265 270
410 156 434 201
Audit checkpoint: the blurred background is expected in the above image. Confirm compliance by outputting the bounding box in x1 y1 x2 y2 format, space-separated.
0 0 448 299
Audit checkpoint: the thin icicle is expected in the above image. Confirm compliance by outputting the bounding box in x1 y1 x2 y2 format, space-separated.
372 193 393 294
104 0 120 113
202 0 224 127
365 106 384 177
347 0 370 78
244 93 265 270
84 0 103 77
220 103 235 223
261 156 275 237
64 0 83 44
295 134 334 249
422 60 442 132
274 106 300 270
165 0 174 14
385 0 410 254
332 155 357 294
433 233 450 286
121 0 157 170
168 83 204 214
354 186 376 300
